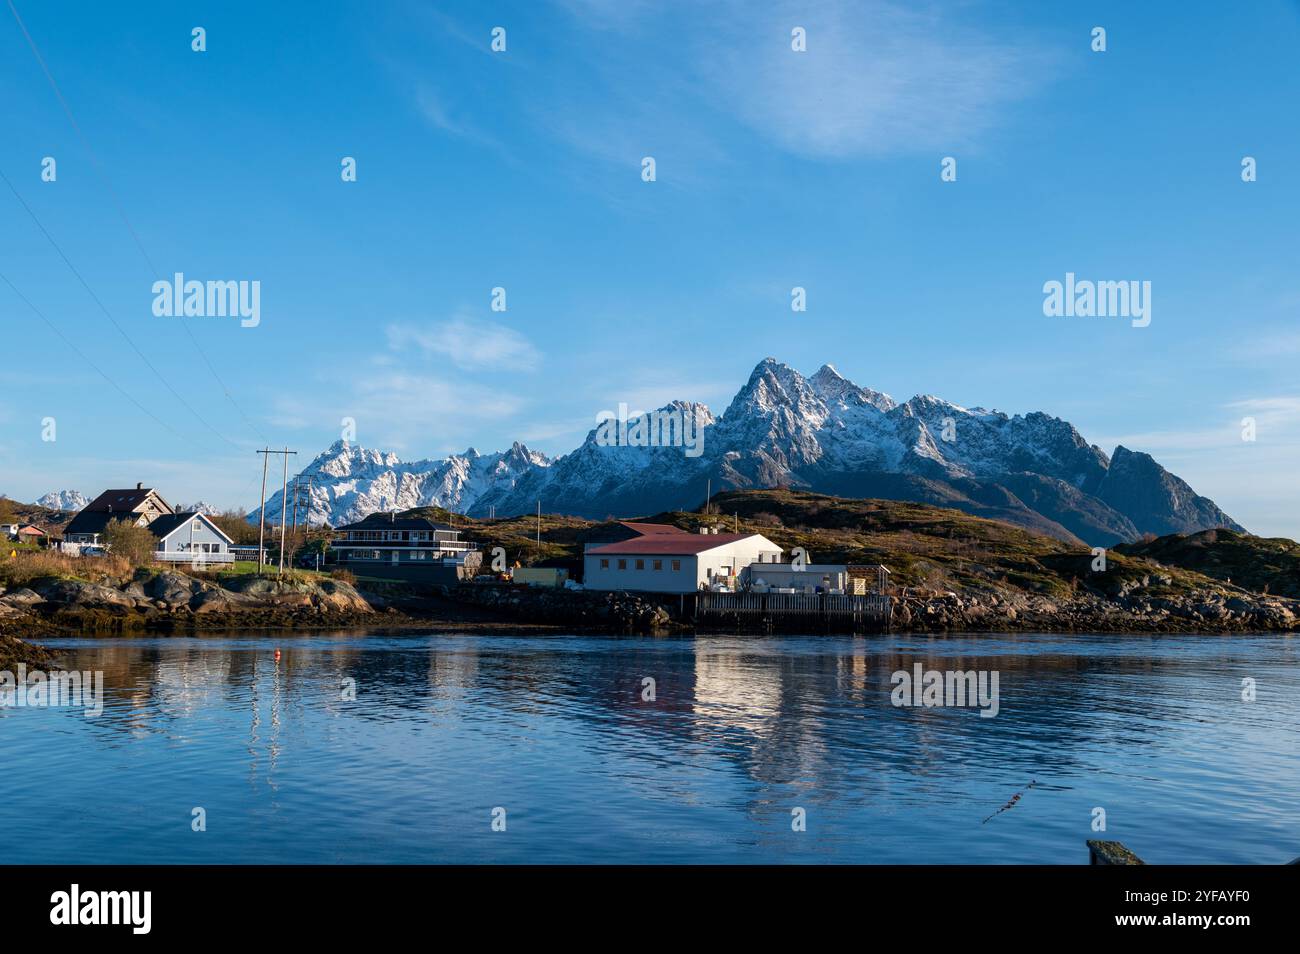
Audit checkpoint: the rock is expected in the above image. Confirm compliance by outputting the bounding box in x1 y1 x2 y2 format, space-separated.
146 572 201 607
312 581 372 613
35 579 136 611
0 588 43 607
191 589 236 614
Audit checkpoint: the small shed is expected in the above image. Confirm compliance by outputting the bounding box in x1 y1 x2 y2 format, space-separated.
512 567 570 588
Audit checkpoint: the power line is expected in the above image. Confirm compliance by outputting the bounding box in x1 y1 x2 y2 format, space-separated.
0 166 243 449
0 268 200 448
6 0 269 445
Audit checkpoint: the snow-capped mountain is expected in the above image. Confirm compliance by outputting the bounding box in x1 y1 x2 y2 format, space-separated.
37 490 88 511
249 440 551 527
256 358 1243 546
177 501 221 516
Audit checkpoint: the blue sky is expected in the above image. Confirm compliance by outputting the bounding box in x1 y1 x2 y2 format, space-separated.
1 0 1298 537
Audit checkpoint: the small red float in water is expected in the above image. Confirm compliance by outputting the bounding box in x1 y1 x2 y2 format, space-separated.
274 649 282 662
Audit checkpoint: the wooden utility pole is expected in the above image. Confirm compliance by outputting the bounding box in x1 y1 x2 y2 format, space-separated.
256 448 298 577
705 479 711 515
256 449 269 575
278 447 291 575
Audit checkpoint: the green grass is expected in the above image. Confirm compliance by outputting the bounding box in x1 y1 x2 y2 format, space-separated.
1116 529 1300 598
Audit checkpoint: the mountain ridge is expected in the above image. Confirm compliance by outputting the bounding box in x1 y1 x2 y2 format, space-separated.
250 358 1244 546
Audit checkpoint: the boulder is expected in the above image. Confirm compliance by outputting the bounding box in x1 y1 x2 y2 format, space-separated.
312 580 372 613
146 572 201 607
0 588 43 607
35 579 135 611
191 589 236 614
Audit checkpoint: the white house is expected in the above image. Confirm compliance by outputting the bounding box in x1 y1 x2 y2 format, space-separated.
584 527 782 594
147 512 235 564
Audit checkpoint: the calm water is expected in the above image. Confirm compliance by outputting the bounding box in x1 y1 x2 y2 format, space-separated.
2 631 1297 864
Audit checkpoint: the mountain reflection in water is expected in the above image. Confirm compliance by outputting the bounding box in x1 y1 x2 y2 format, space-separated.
2 631 1296 864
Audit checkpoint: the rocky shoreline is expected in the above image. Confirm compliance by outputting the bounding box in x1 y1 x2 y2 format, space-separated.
440 580 1300 635
2 571 1296 671
892 587 1300 633
442 583 677 631
0 571 387 634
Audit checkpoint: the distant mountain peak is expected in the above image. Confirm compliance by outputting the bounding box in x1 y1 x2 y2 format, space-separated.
37 489 89 512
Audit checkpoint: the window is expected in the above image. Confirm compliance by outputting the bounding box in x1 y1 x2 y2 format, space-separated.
618 559 627 570
671 560 681 571
635 559 645 570
652 560 662 571
600 559 609 569
192 521 201 531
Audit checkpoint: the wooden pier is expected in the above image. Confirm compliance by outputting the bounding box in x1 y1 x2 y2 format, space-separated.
694 592 892 632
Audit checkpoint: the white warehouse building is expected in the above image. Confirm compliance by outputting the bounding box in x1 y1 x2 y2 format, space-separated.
583 525 782 594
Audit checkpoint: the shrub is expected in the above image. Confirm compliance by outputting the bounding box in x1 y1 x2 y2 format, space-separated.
103 518 157 566
328 568 356 585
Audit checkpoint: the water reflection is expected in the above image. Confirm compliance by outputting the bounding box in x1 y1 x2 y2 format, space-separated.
3 631 1297 864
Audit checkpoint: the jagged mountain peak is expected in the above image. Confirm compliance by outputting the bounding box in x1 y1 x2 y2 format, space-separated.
252 358 1241 545
37 489 89 512
810 363 897 412
250 438 552 527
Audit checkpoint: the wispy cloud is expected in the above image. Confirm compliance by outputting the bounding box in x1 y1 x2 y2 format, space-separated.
264 316 541 454
270 371 524 457
540 0 1054 168
708 1 1050 159
1095 396 1300 453
386 318 541 372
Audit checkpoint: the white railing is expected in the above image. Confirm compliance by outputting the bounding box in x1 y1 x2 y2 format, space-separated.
153 551 235 564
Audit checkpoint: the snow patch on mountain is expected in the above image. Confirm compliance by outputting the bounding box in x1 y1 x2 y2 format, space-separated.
249 440 551 527
37 490 89 511
252 358 1241 544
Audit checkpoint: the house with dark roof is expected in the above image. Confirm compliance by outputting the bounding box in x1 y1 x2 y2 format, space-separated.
584 527 782 594
63 484 173 545
330 512 481 580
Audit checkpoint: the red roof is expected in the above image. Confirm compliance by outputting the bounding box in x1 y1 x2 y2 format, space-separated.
618 522 685 536
588 533 761 556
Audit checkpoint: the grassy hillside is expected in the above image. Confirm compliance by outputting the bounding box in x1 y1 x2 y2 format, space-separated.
410 489 1252 600
1116 528 1300 599
0 500 74 532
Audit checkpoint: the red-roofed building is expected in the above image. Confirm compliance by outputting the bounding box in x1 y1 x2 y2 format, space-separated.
584 529 781 593
580 521 690 553
2 524 47 544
